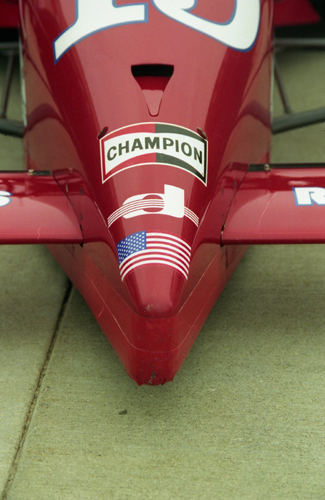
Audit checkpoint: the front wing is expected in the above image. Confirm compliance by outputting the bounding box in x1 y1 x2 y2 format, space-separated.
2 165 325 247
222 164 325 244
0 171 83 244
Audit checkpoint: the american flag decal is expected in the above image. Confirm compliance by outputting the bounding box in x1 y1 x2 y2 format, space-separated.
117 231 191 281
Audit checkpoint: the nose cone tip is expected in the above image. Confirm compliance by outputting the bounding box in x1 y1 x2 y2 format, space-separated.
124 265 187 318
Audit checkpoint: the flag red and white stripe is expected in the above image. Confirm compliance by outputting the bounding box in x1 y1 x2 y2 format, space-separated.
117 231 191 281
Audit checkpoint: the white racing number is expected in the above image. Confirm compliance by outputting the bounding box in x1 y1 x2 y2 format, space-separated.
54 0 260 61
53 0 148 62
152 0 260 51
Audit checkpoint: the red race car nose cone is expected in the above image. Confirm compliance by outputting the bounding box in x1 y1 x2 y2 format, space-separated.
116 229 191 317
124 264 187 319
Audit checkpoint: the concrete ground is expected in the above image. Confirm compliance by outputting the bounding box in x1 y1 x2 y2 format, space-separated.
0 41 325 500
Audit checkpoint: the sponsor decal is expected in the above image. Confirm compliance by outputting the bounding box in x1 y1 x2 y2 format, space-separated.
0 191 12 207
117 230 191 280
152 0 260 51
54 1 148 62
54 0 260 61
107 184 199 227
293 187 325 206
100 123 207 184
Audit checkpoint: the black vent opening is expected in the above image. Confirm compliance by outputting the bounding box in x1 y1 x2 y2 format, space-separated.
131 64 174 78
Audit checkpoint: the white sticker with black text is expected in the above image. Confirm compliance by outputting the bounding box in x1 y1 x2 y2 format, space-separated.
100 123 207 184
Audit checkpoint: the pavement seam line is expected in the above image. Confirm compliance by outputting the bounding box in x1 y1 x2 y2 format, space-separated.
0 279 73 500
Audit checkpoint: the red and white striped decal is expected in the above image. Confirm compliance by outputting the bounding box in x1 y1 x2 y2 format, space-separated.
118 232 191 281
107 198 199 227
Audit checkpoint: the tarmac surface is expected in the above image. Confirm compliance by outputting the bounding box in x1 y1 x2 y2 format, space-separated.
1 43 325 499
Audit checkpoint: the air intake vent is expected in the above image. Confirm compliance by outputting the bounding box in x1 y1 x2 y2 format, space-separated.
131 64 174 78
131 65 174 116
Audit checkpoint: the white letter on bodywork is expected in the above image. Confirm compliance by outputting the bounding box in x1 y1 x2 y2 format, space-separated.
54 0 147 62
151 0 260 50
293 187 325 206
0 191 11 207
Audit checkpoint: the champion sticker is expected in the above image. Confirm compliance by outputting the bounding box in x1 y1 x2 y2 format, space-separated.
107 184 199 227
100 123 207 184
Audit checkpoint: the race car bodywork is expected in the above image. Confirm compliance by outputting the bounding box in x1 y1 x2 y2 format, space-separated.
0 0 324 384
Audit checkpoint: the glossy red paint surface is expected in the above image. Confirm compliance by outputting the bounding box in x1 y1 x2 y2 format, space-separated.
222 165 325 244
48 241 247 385
273 0 321 27
0 171 82 243
0 0 19 28
18 0 273 384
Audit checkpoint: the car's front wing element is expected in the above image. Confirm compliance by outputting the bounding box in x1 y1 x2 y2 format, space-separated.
222 163 325 244
0 171 83 244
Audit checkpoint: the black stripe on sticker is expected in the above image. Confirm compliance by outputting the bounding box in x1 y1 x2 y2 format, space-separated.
156 153 207 184
155 124 205 142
